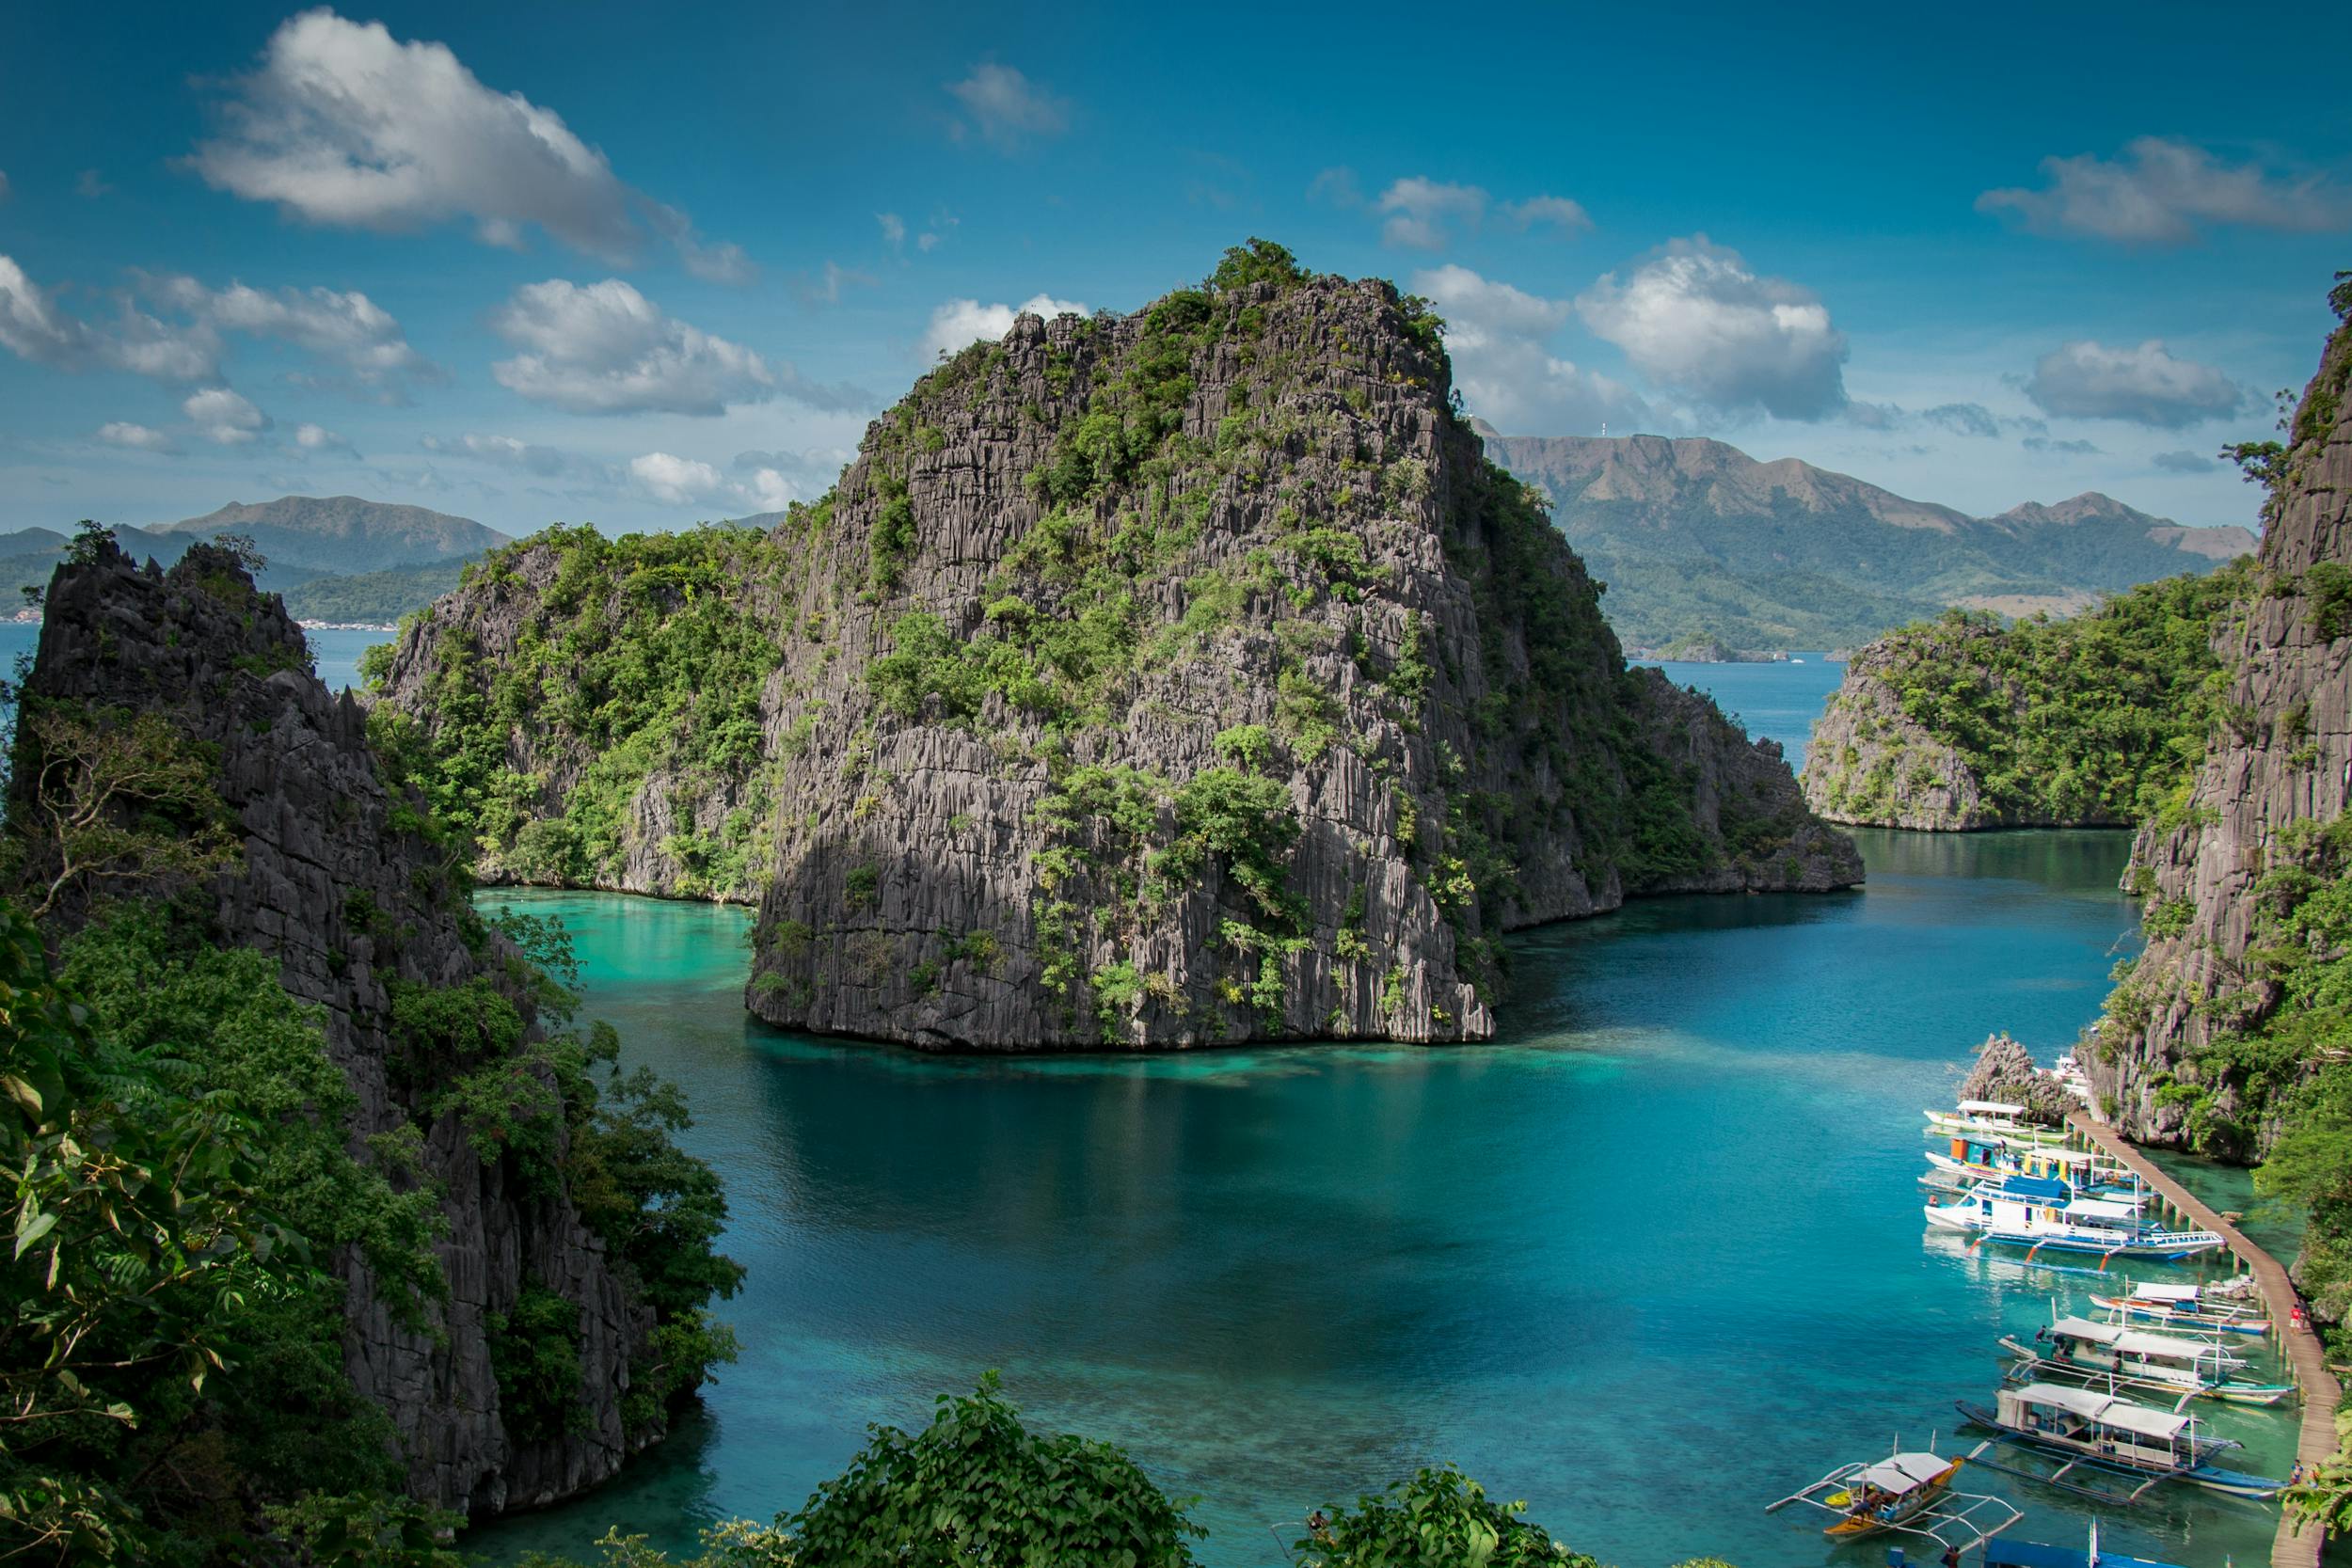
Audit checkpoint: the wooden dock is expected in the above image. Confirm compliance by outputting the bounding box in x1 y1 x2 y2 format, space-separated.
2066 1111 2342 1568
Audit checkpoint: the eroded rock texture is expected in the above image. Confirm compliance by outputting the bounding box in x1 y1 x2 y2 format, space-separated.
2097 316 2352 1143
17 544 657 1517
378 263 1860 1049
1800 624 2016 830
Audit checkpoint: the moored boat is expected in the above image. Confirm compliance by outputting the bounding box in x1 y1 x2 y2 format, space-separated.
1956 1382 2283 1500
1767 1447 2020 1554
1923 1176 2224 1261
2090 1279 2270 1338
1926 1100 2070 1146
1925 1138 2142 1201
1998 1313 2296 1406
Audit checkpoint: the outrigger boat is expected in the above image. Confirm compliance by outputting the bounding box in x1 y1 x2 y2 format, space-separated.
1956 1382 2283 1501
1998 1313 2296 1406
1924 1176 2224 1261
1925 1137 2142 1200
1926 1100 2070 1146
2090 1279 2270 1338
1767 1447 2020 1553
1987 1518 2189 1568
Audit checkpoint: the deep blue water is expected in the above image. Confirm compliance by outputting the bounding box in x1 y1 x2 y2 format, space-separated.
462 821 2299 1568
1638 653 1848 768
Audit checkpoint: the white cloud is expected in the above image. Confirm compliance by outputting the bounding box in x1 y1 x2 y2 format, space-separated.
423 432 580 477
878 213 906 250
738 467 799 512
792 261 876 308
1376 177 1487 250
147 275 431 389
2153 449 2218 474
0 256 93 366
190 9 745 274
1412 265 1650 435
1577 237 1849 421
1979 137 2352 244
75 169 111 199
95 421 180 454
628 451 727 504
2024 340 2244 427
489 277 860 415
294 421 358 456
1920 402 2000 438
946 63 1069 149
1503 195 1592 236
644 201 756 284
920 293 1089 360
1308 166 1364 208
183 387 270 445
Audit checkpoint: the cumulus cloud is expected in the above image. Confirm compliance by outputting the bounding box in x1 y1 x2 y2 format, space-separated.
190 9 746 275
1412 264 1650 434
183 387 270 445
2024 340 2244 427
2153 448 2218 474
628 451 727 505
294 421 358 456
920 293 1089 361
1979 136 2352 244
1376 177 1487 250
946 63 1069 149
0 256 92 367
1502 195 1593 236
644 201 757 284
146 275 433 390
95 421 180 454
1576 237 1848 421
1920 402 2001 438
490 277 859 415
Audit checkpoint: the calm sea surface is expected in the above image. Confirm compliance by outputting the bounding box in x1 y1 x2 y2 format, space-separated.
463 657 2301 1568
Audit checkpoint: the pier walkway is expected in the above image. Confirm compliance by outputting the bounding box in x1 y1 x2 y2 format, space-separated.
2066 1112 2342 1568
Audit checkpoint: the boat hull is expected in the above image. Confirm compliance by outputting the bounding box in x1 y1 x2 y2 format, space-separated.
1954 1402 2281 1501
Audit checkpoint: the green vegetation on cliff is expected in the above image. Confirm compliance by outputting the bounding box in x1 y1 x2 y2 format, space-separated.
1815 566 2245 826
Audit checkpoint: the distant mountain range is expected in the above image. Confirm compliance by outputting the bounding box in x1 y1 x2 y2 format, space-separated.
1477 428 2257 650
3 497 508 622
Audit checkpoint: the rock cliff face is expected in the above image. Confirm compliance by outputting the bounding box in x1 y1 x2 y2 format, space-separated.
2098 314 2352 1143
16 544 659 1516
378 255 1860 1049
1800 628 2008 831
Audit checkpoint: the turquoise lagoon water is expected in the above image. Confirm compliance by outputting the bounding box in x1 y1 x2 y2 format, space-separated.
1640 654 1849 768
464 822 2301 1568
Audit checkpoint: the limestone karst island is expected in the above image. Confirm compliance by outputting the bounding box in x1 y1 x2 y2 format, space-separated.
0 8 2344 1568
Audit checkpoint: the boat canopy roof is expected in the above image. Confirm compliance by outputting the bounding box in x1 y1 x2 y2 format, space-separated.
2013 1383 2191 1440
2030 1147 2093 1164
1959 1100 2026 1115
1857 1452 1950 1492
2061 1197 2140 1220
2131 1283 2203 1304
1995 1175 2073 1201
2049 1316 2217 1359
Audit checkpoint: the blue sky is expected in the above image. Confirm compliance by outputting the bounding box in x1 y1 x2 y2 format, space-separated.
2 0 2346 541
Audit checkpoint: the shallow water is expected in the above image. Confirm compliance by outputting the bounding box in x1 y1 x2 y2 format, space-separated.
465 824 2299 1568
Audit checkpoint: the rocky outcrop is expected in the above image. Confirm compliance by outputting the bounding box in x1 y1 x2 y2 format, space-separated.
1801 621 2041 831
2096 312 2352 1144
379 255 1861 1049
15 543 659 1517
1959 1033 2075 1127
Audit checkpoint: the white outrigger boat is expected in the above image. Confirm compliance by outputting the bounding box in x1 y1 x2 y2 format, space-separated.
1923 1137 2143 1201
1926 1100 2070 1146
1998 1313 2296 1406
1957 1382 2283 1501
2090 1279 2269 1338
1766 1447 2019 1552
1924 1175 2224 1262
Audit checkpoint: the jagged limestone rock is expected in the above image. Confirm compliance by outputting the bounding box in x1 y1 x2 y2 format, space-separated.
1958 1032 2074 1127
377 258 1861 1049
15 542 660 1518
1800 627 2005 830
2096 314 2352 1145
